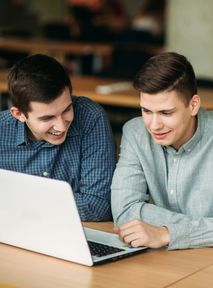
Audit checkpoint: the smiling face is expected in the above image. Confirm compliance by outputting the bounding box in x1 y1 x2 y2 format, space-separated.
140 90 200 150
11 87 74 145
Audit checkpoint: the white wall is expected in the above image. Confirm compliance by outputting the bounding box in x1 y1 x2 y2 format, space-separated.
166 0 213 80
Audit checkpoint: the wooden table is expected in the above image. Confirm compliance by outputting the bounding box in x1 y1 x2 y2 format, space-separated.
0 36 163 60
0 37 113 57
0 222 213 288
168 264 213 287
72 76 213 110
1 70 213 110
0 36 113 75
72 76 140 108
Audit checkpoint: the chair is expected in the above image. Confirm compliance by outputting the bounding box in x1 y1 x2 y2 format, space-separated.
41 22 72 41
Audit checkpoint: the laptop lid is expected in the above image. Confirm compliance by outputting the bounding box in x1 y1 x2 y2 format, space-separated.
0 169 147 266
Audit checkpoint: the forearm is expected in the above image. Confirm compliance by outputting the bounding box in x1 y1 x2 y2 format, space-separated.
115 201 213 250
74 193 112 221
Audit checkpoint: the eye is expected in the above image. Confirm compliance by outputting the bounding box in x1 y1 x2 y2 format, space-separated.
161 111 173 116
63 105 73 113
39 116 54 122
141 108 151 114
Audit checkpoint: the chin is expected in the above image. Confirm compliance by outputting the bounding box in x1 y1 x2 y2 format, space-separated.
53 139 66 145
154 139 171 147
47 137 66 145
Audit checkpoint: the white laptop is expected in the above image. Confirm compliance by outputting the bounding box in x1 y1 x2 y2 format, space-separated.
0 169 147 266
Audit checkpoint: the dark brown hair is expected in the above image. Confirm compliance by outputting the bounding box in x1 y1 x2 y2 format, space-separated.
8 54 72 114
133 52 197 105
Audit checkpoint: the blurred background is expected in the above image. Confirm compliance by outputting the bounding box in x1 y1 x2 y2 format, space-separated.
0 0 213 153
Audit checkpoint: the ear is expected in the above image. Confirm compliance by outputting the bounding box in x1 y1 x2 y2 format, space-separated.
10 106 27 122
189 94 200 116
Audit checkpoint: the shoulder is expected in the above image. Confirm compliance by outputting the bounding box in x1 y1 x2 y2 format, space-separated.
121 117 153 149
199 108 213 130
200 108 213 120
123 117 147 135
72 96 106 116
122 117 149 143
0 110 15 124
0 110 18 142
0 109 10 119
70 96 109 134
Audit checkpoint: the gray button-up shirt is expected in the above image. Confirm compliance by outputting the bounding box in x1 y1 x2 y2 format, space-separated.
111 108 213 250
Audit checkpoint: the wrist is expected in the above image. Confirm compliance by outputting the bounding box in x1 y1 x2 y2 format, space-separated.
160 226 170 246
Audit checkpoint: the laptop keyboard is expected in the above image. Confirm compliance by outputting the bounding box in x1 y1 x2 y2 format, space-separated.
88 241 124 257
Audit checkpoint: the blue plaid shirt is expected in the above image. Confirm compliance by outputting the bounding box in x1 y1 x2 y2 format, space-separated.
0 96 116 221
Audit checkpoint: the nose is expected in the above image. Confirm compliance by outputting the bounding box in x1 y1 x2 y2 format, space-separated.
53 116 67 132
150 114 163 131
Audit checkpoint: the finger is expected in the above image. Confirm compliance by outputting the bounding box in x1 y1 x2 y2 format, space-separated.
119 219 141 230
130 238 146 248
119 226 135 241
119 222 144 240
123 231 146 247
113 226 120 234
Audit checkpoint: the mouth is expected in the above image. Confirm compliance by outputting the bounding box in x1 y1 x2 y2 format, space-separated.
151 130 171 140
49 132 62 135
48 131 65 137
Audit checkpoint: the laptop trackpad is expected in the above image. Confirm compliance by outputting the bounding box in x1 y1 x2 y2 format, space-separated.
84 227 127 248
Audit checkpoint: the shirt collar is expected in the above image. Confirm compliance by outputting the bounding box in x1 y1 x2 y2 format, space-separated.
16 121 28 146
181 109 203 153
16 122 55 147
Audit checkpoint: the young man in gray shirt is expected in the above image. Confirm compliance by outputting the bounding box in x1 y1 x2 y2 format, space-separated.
111 52 213 250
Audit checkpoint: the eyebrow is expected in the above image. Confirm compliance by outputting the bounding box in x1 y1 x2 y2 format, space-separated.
37 102 73 120
140 106 176 113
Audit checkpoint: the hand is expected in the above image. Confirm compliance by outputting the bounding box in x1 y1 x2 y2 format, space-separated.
113 219 170 249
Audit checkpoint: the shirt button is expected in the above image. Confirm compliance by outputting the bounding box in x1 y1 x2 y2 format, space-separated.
173 157 177 163
43 171 49 177
187 149 191 152
170 189 174 195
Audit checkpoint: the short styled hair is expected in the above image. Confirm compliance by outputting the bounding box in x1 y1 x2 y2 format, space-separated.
8 54 72 114
133 52 197 105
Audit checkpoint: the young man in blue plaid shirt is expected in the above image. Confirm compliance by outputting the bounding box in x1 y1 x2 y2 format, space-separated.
0 54 116 221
